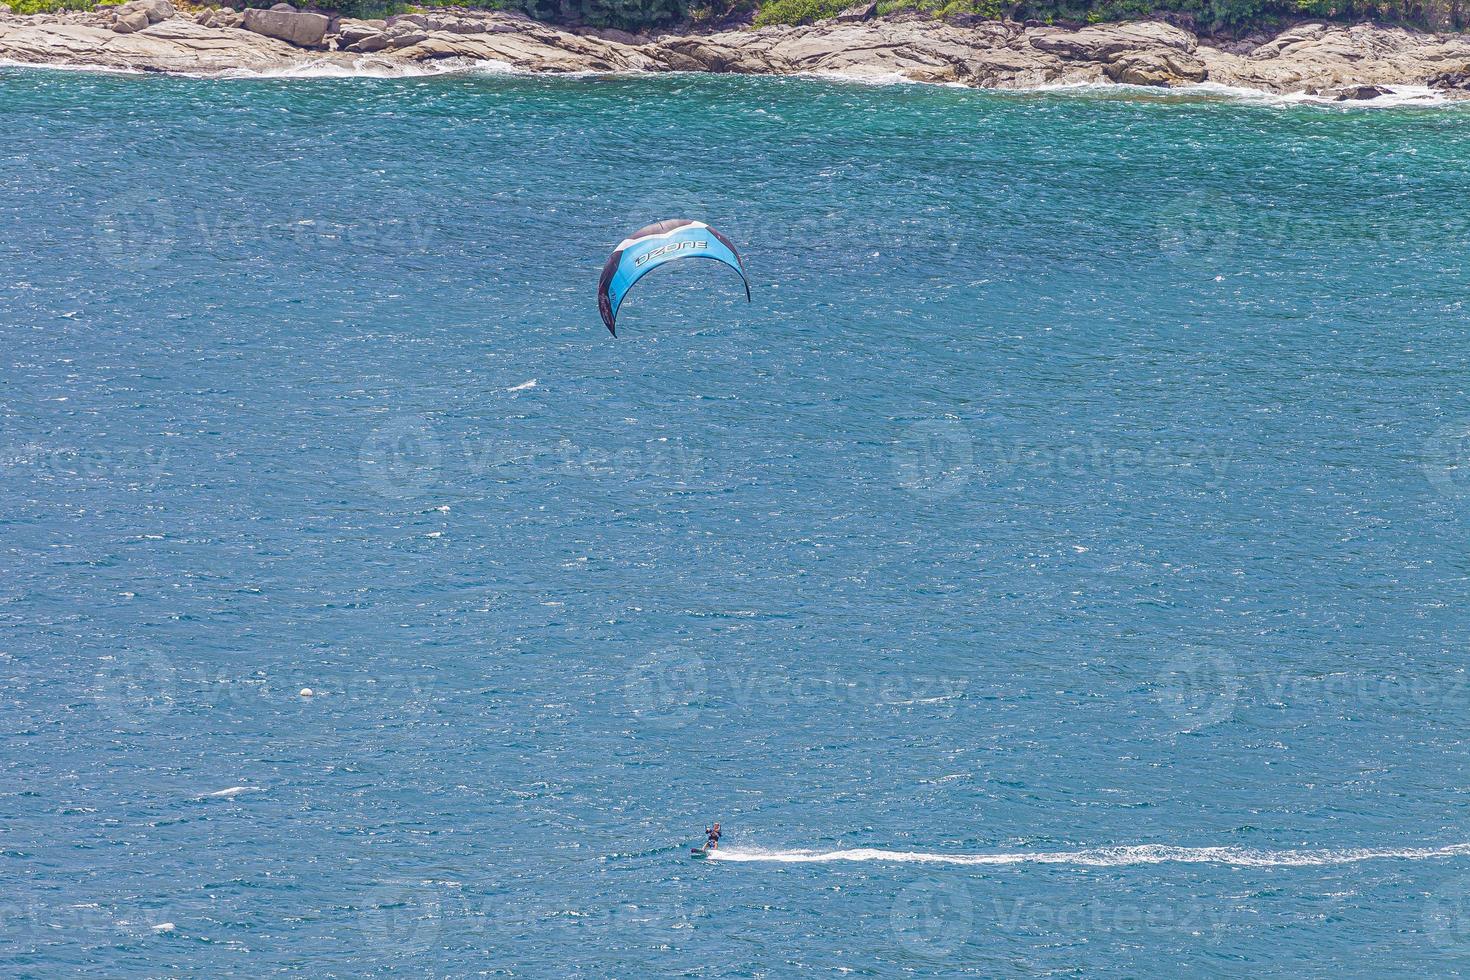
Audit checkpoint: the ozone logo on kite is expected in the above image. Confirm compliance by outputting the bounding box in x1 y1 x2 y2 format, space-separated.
598 219 750 336
636 240 709 266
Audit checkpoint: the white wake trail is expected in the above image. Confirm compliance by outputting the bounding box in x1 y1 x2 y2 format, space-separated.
708 843 1470 868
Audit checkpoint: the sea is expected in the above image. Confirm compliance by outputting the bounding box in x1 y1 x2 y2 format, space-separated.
3 64 1470 976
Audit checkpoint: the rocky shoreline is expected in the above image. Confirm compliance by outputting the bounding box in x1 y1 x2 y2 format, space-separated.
3 1 1470 100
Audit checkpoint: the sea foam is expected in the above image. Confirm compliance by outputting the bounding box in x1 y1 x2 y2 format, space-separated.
708 842 1470 867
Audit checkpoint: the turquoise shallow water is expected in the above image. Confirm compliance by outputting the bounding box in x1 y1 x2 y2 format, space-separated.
4 67 1470 975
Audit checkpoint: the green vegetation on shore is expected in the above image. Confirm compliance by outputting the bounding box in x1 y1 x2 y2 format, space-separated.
754 0 997 27
9 0 1463 41
752 0 1461 31
540 0 1467 33
6 0 119 15
440 0 1469 32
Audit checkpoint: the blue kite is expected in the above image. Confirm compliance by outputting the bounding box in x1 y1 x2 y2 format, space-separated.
598 219 750 336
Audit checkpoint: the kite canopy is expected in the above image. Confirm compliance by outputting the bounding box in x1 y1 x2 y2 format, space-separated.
597 219 750 336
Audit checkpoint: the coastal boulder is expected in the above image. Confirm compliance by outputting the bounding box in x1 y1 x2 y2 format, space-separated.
108 0 174 24
335 19 392 50
1106 48 1206 85
1196 23 1470 95
196 7 239 28
836 1 877 21
1248 21 1327 59
111 0 174 31
580 25 641 44
1320 83 1392 100
0 18 334 72
445 19 493 34
1022 20 1205 87
1029 21 1195 62
388 27 428 48
336 20 383 44
397 17 659 72
130 0 176 23
242 7 328 48
345 32 389 52
112 9 150 33
1428 65 1470 91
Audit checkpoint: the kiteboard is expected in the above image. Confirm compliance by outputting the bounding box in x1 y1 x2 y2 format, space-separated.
690 846 710 860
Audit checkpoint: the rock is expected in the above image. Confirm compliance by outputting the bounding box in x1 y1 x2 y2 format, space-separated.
196 7 241 28
388 29 428 48
112 9 150 33
3 12 1470 98
1321 83 1393 100
399 19 659 72
657 20 1055 85
241 6 328 48
125 0 176 24
1248 22 1327 59
109 0 175 30
1429 66 1470 90
335 20 383 45
0 17 348 72
1030 21 1195 61
1200 22 1470 95
835 1 877 22
271 3 294 10
0 3 12 13
345 32 389 52
1106 48 1207 86
420 14 482 34
581 26 640 44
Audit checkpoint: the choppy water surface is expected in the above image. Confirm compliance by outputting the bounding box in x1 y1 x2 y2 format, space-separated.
3 67 1470 976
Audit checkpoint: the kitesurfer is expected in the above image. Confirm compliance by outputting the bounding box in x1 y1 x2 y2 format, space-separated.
705 822 722 850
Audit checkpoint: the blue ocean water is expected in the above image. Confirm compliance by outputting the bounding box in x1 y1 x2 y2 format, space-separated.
4 66 1470 975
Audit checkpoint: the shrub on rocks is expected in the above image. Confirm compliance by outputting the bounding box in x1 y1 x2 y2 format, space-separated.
499 0 687 30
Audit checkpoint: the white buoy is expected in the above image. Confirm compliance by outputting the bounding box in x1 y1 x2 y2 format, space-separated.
299 688 313 697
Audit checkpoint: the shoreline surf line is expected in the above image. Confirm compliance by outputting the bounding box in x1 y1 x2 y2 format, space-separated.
705 842 1470 867
0 59 1461 110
